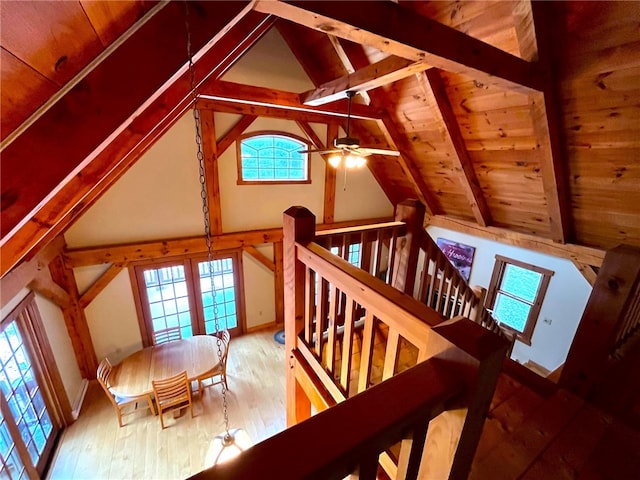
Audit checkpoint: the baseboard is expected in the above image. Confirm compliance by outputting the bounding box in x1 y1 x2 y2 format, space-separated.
71 379 89 420
245 321 279 334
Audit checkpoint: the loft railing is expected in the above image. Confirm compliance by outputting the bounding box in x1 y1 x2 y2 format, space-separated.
314 200 502 337
278 205 508 479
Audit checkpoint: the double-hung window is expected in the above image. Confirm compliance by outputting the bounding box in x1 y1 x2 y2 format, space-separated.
486 255 554 345
131 252 245 345
237 131 310 184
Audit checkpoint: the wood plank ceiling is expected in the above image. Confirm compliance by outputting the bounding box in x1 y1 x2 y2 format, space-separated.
1 0 638 277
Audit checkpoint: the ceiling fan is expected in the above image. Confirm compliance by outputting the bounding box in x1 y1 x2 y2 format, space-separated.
299 91 400 168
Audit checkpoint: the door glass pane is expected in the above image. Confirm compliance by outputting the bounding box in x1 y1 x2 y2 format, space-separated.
198 259 237 333
0 321 54 468
143 265 193 339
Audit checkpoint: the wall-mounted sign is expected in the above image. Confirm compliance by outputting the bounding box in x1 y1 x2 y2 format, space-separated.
436 238 476 282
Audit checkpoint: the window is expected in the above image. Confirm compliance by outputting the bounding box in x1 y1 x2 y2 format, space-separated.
330 243 362 268
237 131 310 184
486 255 554 345
131 252 245 345
1 293 63 478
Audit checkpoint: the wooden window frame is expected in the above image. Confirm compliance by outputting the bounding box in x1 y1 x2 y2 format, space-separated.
236 130 311 185
129 250 246 347
485 255 554 346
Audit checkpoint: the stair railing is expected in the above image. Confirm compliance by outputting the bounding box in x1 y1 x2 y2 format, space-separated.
279 205 509 479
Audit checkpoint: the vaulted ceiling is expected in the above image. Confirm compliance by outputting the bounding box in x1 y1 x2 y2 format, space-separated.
1 1 638 277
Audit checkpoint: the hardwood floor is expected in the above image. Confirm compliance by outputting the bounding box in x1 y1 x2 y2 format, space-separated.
47 327 286 480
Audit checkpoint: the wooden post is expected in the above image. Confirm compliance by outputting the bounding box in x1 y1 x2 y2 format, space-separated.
274 241 284 325
283 206 316 426
560 244 640 398
391 199 426 295
48 254 99 379
419 317 509 479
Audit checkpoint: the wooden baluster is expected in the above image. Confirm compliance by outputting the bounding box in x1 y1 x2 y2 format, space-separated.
396 422 430 480
340 297 356 394
383 328 401 381
304 267 314 345
386 229 397 284
315 277 329 359
372 230 384 279
327 284 339 375
358 311 376 393
360 231 373 275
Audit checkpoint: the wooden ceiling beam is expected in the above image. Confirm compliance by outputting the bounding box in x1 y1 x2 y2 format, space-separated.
514 1 572 243
301 56 431 106
199 80 380 121
253 1 543 94
216 115 258 155
428 215 605 267
326 35 370 105
0 8 272 278
418 69 492 227
202 99 349 125
64 217 393 268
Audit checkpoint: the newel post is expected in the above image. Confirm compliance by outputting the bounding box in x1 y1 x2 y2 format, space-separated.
282 206 316 427
420 317 509 479
391 199 426 295
560 244 640 398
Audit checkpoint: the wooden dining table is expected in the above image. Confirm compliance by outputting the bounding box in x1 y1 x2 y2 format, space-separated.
108 335 224 398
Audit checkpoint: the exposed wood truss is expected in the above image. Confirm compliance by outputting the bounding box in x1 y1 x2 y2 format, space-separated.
253 0 543 93
418 69 491 227
301 56 431 106
199 80 380 121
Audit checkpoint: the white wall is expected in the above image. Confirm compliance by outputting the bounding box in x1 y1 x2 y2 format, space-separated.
427 225 592 372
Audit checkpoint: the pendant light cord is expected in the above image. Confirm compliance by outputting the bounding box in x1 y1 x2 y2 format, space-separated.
185 0 231 438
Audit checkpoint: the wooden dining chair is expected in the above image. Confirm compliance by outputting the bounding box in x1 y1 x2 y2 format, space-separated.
153 326 182 345
97 358 156 427
194 330 230 399
152 370 194 429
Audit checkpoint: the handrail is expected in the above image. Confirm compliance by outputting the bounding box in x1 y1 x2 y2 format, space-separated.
189 358 465 480
315 220 406 238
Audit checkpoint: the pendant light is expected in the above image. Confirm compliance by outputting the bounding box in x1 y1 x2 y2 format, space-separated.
183 1 251 467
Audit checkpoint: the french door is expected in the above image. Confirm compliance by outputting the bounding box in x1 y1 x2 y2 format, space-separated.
1 296 61 479
132 252 245 346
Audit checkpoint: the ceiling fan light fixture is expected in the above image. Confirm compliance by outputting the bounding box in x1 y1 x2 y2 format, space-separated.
328 153 342 168
345 154 366 169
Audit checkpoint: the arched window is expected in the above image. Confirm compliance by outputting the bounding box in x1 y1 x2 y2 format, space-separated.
237 131 310 184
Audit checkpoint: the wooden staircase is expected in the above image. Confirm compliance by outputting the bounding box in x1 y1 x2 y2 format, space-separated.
472 370 640 480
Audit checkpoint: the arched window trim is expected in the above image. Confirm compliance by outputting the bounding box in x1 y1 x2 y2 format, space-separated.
236 131 311 185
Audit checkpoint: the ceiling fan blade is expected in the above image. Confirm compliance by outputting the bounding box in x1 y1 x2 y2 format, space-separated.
357 147 401 156
298 148 341 155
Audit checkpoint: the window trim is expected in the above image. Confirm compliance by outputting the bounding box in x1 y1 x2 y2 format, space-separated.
486 255 554 346
129 250 246 347
236 130 311 185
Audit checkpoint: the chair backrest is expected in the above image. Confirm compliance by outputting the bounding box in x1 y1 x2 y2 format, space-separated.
152 370 190 405
153 326 182 345
212 330 230 362
97 358 113 389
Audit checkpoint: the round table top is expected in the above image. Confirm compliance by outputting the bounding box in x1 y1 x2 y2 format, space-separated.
108 335 225 398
